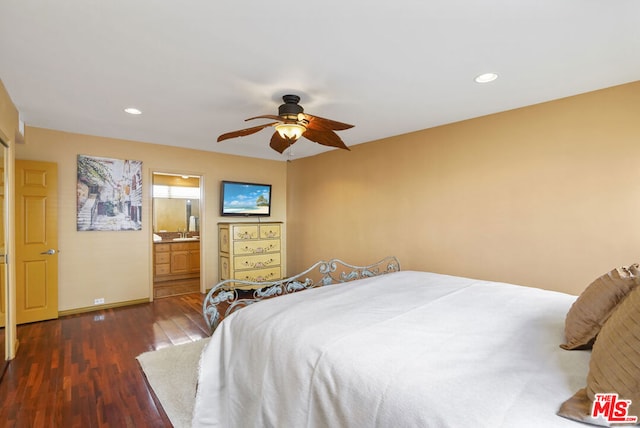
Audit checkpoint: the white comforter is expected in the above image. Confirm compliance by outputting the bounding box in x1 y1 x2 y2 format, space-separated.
192 271 591 427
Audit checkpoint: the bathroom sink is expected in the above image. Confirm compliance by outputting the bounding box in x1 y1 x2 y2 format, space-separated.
172 237 199 241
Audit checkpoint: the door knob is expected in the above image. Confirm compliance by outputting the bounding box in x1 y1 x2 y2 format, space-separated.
40 249 57 255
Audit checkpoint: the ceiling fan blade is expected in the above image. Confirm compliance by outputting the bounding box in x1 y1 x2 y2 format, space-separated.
304 114 354 131
245 115 282 122
269 131 297 153
217 122 278 142
302 128 351 151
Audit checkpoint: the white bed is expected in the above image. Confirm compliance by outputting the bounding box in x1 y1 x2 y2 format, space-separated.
193 259 592 427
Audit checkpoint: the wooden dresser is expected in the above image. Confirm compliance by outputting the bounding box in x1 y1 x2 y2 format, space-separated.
218 222 283 289
153 240 200 297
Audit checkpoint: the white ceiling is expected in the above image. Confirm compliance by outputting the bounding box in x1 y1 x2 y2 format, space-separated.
1 1 639 161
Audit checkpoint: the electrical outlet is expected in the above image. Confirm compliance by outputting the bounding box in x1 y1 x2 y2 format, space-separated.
94 298 105 305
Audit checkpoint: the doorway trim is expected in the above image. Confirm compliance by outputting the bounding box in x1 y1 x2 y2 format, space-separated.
0 128 16 362
149 169 206 300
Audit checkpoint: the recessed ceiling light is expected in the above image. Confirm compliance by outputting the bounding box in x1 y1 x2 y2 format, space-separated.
124 107 142 115
474 73 498 83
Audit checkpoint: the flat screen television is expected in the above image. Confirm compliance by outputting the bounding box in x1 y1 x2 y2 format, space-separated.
220 181 272 217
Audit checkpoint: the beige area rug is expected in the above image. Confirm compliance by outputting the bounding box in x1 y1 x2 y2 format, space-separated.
137 338 210 428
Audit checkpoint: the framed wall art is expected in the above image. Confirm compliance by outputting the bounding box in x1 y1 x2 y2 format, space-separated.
77 155 143 231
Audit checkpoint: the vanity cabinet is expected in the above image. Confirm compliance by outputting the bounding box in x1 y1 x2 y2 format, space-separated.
154 245 171 276
218 222 284 289
153 241 200 298
168 242 200 274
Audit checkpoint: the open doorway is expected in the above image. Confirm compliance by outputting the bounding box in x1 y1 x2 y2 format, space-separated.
151 172 202 298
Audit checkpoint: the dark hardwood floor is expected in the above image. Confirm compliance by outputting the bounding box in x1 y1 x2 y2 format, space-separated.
0 293 208 428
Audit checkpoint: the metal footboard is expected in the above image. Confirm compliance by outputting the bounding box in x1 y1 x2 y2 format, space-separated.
202 256 400 332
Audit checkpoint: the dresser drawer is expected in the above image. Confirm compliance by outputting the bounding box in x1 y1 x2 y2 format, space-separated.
233 239 280 255
234 253 281 270
233 266 281 283
259 224 281 239
232 225 259 240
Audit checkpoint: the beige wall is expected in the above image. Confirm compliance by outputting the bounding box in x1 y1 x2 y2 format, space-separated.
16 127 287 311
0 81 18 141
6 79 640 312
287 81 640 296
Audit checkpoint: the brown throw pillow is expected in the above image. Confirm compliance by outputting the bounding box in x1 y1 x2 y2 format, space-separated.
560 264 640 350
558 283 640 425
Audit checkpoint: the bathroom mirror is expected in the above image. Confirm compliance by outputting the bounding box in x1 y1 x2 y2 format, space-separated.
152 173 200 234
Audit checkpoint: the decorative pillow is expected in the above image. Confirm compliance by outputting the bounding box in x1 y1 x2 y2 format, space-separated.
558 284 640 426
560 264 640 350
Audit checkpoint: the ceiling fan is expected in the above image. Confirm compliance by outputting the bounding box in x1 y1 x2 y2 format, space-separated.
217 94 354 154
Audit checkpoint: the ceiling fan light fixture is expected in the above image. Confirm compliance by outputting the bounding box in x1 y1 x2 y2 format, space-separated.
275 123 305 140
217 94 353 153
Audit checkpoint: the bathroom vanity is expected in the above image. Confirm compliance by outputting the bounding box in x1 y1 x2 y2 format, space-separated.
153 236 200 298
